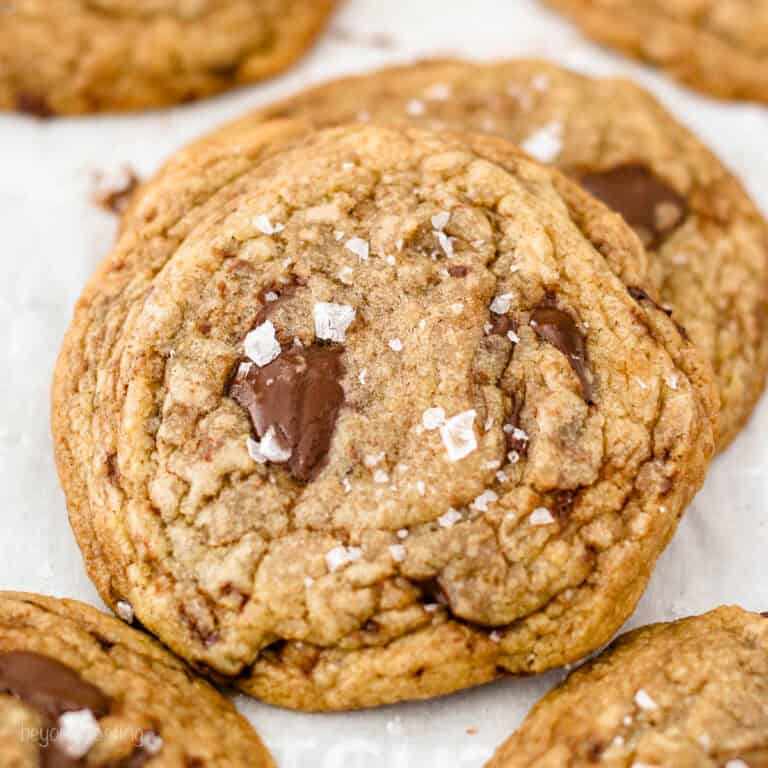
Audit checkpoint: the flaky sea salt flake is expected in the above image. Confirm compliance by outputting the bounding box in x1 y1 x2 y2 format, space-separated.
438 508 463 528
521 121 563 162
57 710 101 759
253 214 284 235
440 410 477 461
314 302 356 342
244 320 281 366
529 507 555 526
345 236 369 261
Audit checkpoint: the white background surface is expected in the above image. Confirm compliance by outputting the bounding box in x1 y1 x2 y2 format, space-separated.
1 1 767 765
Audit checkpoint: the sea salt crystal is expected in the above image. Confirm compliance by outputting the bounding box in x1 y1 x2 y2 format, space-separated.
521 121 563 162
635 689 658 710
431 211 450 230
345 236 369 261
490 294 513 314
440 410 477 461
470 490 498 512
507 330 520 344
388 338 404 352
314 302 356 342
529 507 555 526
389 544 406 562
116 601 134 623
57 710 101 759
253 214 284 235
325 545 363 572
338 266 354 285
406 98 426 115
248 426 291 464
437 231 454 257
438 508 463 528
422 407 446 430
374 469 389 484
139 732 164 756
244 320 281 366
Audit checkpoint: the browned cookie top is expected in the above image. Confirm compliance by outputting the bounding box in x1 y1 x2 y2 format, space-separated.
544 0 768 103
53 121 715 710
0 592 273 767
0 0 336 114
210 58 768 450
488 606 768 767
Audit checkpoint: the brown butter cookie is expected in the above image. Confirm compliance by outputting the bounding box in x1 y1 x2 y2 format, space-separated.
209 58 768 450
488 606 768 767
0 591 273 767
53 122 716 710
544 0 768 104
0 0 336 115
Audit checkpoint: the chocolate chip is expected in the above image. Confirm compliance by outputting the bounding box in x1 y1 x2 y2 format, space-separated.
0 651 111 767
229 345 345 482
489 314 513 336
581 164 688 248
448 265 469 278
530 303 594 403
15 92 54 118
761 612 768 618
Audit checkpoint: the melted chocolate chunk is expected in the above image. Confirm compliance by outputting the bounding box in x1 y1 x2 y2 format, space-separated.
16 92 54 118
229 346 345 482
530 304 594 404
581 164 688 248
0 651 111 767
447 265 469 278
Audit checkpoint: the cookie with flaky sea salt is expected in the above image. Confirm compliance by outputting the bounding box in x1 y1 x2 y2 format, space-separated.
544 0 768 104
0 591 274 767
0 0 336 115
488 606 768 767
53 121 716 711
214 58 768 450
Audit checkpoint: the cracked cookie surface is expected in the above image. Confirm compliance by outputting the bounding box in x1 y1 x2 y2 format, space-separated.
488 606 768 767
214 58 768 450
544 0 768 104
0 0 336 115
53 122 716 710
0 591 273 767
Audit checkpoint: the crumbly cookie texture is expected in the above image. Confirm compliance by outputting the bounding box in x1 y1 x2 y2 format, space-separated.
53 121 716 711
211 58 768 450
544 0 768 104
488 606 768 767
0 0 336 115
0 591 274 767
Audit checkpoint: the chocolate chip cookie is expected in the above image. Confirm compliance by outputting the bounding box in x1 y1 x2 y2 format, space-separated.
213 58 768 450
0 591 274 767
0 0 336 115
53 121 716 710
488 606 768 767
544 0 768 104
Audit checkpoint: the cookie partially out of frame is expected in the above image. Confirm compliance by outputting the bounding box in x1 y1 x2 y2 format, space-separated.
53 120 715 710
0 591 274 767
214 58 768 450
0 0 336 115
544 0 768 104
488 606 768 767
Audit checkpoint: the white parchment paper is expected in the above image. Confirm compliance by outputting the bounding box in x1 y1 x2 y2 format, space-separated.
1 1 767 765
